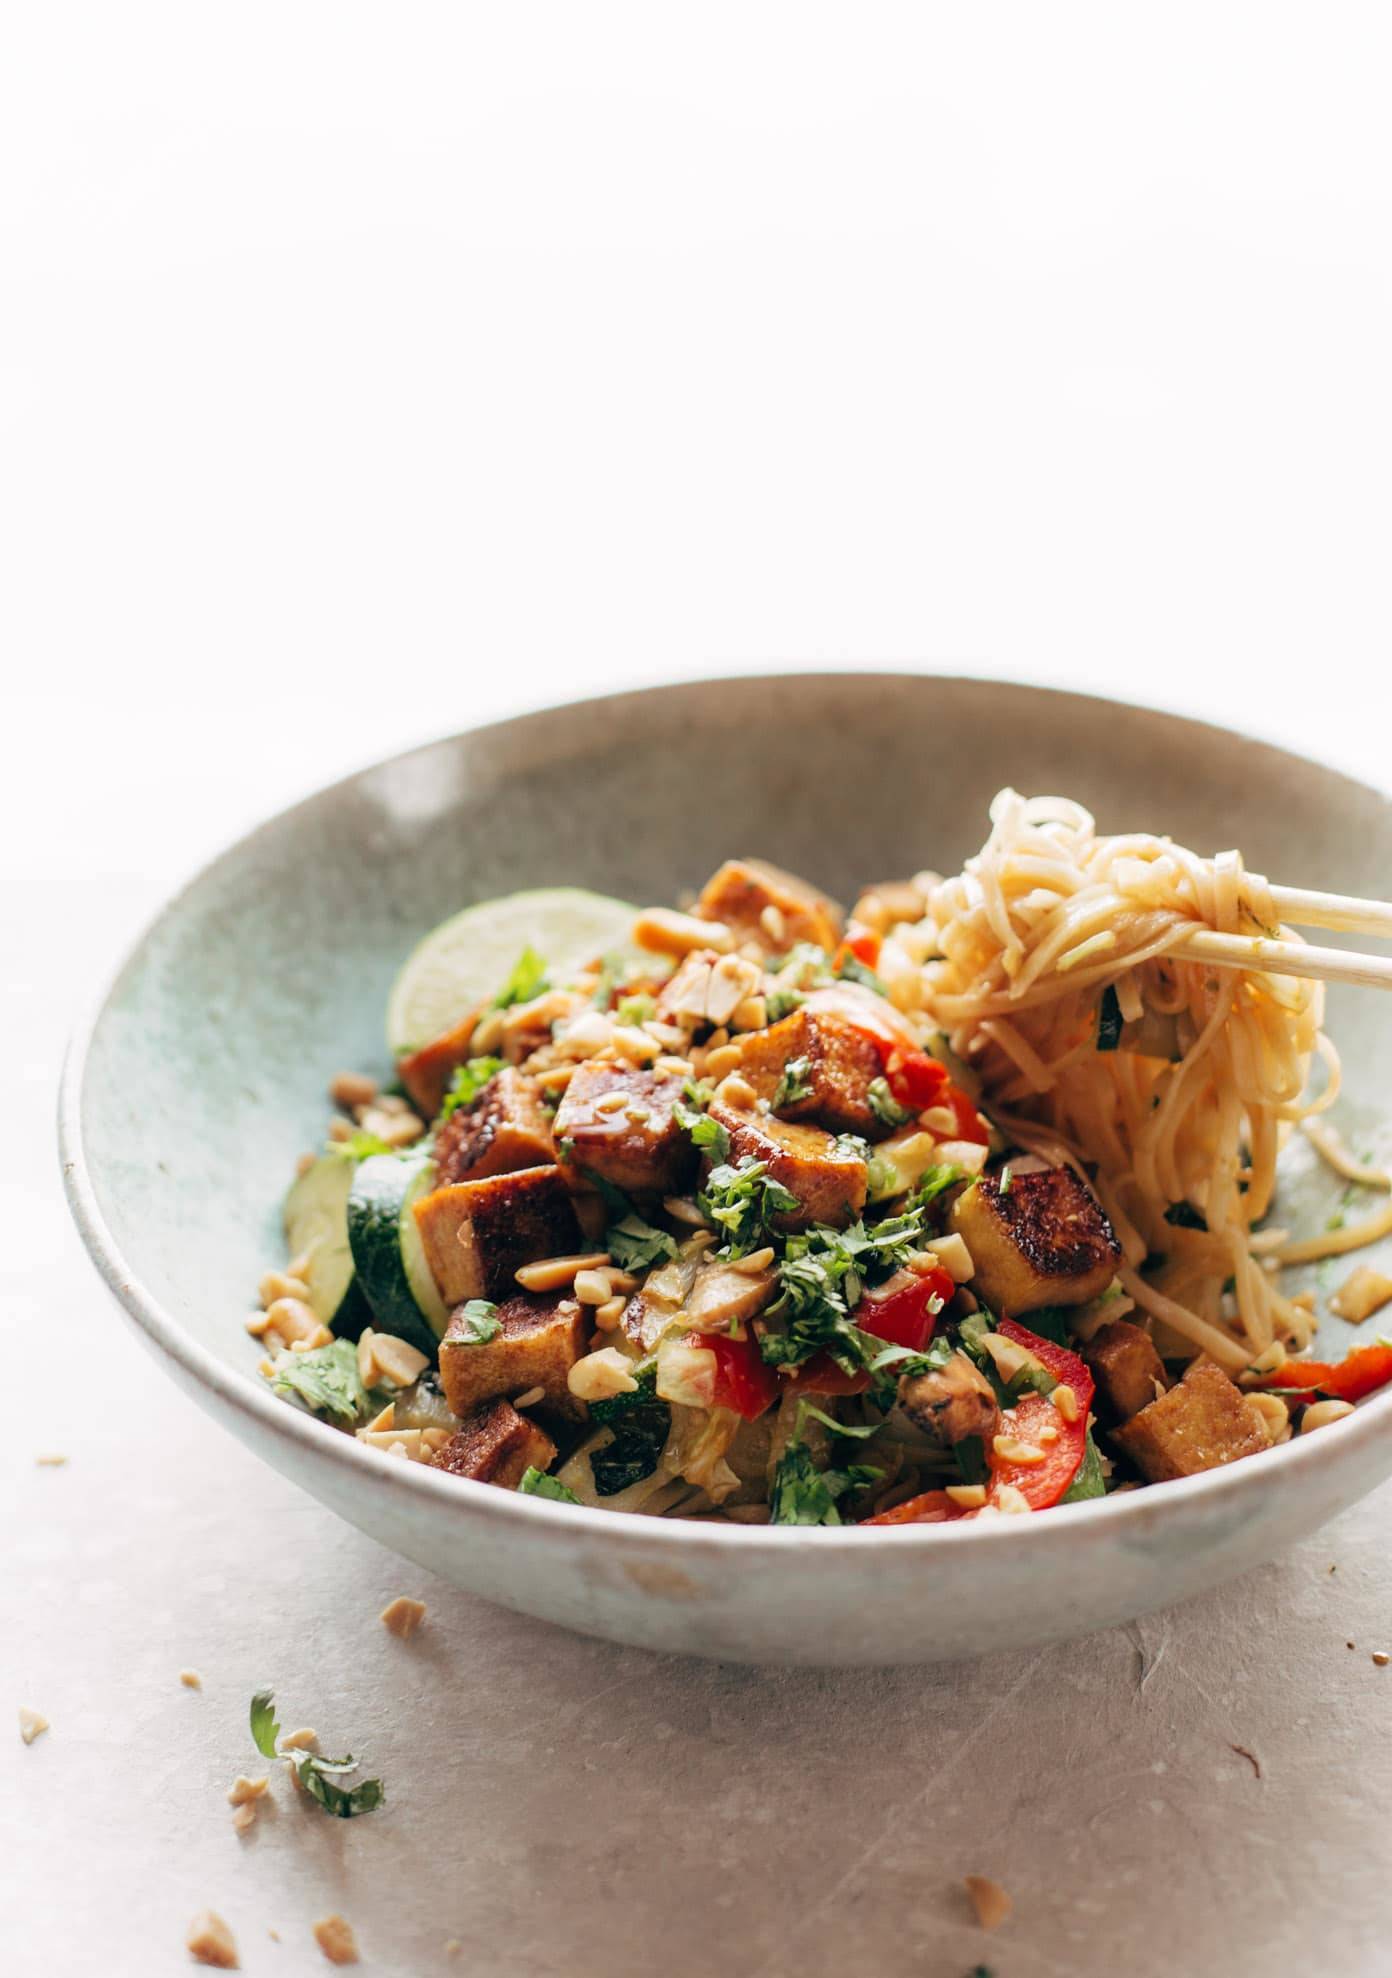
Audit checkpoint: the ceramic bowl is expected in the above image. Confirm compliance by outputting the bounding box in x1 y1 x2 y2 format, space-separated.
59 675 1392 1665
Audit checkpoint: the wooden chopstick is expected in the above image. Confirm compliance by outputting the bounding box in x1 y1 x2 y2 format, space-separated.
1267 884 1392 942
1168 928 1392 992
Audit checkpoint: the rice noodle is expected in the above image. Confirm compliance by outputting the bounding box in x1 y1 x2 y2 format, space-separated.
922 791 1340 1365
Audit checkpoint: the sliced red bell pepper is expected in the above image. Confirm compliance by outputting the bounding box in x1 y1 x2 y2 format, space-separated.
689 1330 781 1420
881 1045 949 1112
1258 1341 1392 1404
857 1261 955 1352
863 1488 968 1526
834 923 883 971
988 1319 1095 1510
939 1081 990 1146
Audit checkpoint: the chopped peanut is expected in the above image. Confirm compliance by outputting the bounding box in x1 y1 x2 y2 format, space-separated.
281 1726 318 1750
964 1875 1013 1932
329 1070 378 1110
567 1347 640 1403
227 1774 269 1807
357 1329 430 1390
380 1596 427 1639
514 1252 611 1293
18 1706 49 1745
180 1669 203 1690
1330 1266 1392 1325
312 1914 360 1965
634 906 734 956
186 1911 240 1969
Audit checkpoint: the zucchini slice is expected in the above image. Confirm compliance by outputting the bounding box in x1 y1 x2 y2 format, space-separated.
346 1152 448 1357
283 1153 372 1337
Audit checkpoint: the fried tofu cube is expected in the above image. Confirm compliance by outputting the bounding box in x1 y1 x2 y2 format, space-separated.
948 1168 1120 1314
707 1099 867 1229
397 1011 482 1119
898 1350 1001 1448
1112 1357 1270 1482
1082 1319 1167 1422
553 1061 697 1195
734 1007 887 1137
439 1292 589 1418
696 858 842 954
412 1165 583 1306
432 1399 558 1488
433 1068 556 1184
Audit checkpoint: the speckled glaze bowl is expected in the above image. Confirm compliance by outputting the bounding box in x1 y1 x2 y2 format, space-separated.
59 676 1392 1664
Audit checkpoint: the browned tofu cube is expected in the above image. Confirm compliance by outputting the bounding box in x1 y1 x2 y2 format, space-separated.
412 1165 582 1306
1112 1358 1270 1482
434 1068 556 1184
432 1398 558 1488
696 858 842 954
397 1010 481 1119
1082 1319 1167 1422
949 1168 1120 1314
734 1007 887 1138
553 1061 697 1195
707 1099 867 1229
439 1291 590 1418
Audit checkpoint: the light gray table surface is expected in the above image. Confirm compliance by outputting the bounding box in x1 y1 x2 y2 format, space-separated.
8 10 1392 1967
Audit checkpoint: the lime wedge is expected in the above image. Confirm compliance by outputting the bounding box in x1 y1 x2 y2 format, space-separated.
386 888 640 1056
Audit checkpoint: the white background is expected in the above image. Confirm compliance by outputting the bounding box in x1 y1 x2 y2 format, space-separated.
5 6 1392 1975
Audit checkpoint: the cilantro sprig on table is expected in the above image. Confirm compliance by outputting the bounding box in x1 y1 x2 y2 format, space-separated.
249 1689 384 1819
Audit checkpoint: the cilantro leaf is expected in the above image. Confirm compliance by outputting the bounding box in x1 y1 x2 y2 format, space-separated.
674 1096 731 1164
768 1408 882 1525
834 953 889 998
517 1466 581 1503
759 1208 934 1373
913 1163 966 1209
492 946 548 1010
438 1056 503 1119
249 1689 280 1759
699 1156 800 1256
329 1130 396 1162
294 1756 385 1818
457 1299 501 1344
269 1339 381 1427
606 1211 679 1272
1061 1430 1107 1502
773 1055 814 1109
765 987 806 1023
867 1077 913 1127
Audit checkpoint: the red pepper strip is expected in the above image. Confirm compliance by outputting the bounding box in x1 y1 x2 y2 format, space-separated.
940 1081 991 1146
989 1319 1095 1510
1258 1341 1392 1404
857 1262 955 1352
882 1045 949 1111
834 923 883 971
863 1489 968 1526
790 1354 870 1396
688 1331 781 1420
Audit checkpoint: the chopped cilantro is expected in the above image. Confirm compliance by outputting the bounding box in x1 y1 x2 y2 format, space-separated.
589 1367 671 1495
606 1210 679 1271
1061 1430 1107 1502
775 943 832 989
867 1077 913 1127
674 1095 731 1164
1020 1306 1071 1347
492 945 548 1010
765 987 806 1023
248 1689 383 1818
1096 984 1124 1051
913 1163 965 1210
1164 1201 1208 1231
517 1466 581 1503
268 1339 383 1427
768 1406 882 1525
616 993 656 1027
456 1299 501 1344
760 1208 932 1372
699 1156 800 1256
439 1055 503 1119
773 1055 814 1109
681 1076 714 1109
997 1164 1013 1196
834 952 889 998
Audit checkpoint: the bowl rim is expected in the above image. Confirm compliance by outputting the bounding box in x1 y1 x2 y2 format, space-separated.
57 668 1392 1562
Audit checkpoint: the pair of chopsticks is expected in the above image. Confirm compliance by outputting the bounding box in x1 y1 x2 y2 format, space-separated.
1169 885 1392 991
